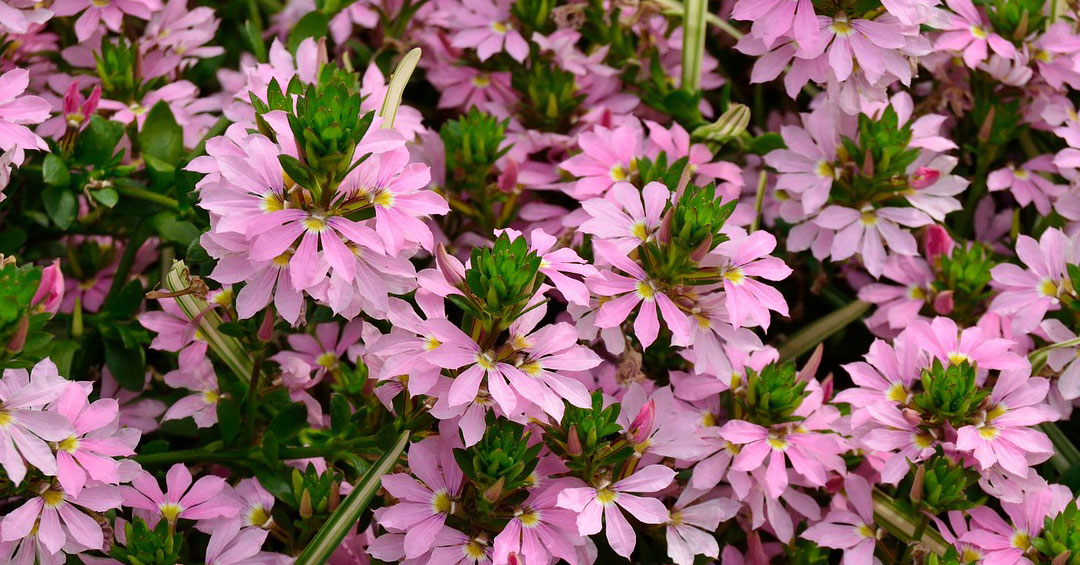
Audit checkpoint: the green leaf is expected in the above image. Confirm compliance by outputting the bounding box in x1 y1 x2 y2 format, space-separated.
150 212 200 246
47 340 81 377
288 11 329 54
104 280 145 319
91 188 119 208
42 185 77 230
294 430 409 565
269 402 308 440
217 397 241 443
42 154 70 187
74 115 125 166
139 101 184 163
105 340 146 392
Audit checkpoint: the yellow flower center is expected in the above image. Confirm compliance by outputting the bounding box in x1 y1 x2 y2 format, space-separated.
947 352 969 365
669 510 684 526
860 211 878 226
248 505 272 528
472 75 491 88
630 221 649 241
830 20 854 36
610 163 629 182
970 25 988 39
491 21 508 33
596 488 618 505
304 216 328 233
886 382 909 403
57 436 80 453
518 509 541 527
913 433 935 449
475 352 496 370
203 389 220 404
857 523 877 539
42 489 65 508
464 539 487 559
636 280 657 300
424 336 442 351
273 251 293 268
261 192 284 212
316 351 337 368
815 160 835 179
1011 530 1030 550
1038 278 1060 298
978 425 999 440
373 191 394 208
0 411 12 428
723 268 746 285
519 361 542 376
766 435 789 450
160 503 183 523
432 490 454 514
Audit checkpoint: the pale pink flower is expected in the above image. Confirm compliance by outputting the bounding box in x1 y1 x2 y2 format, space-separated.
50 383 135 496
31 259 64 316
799 15 909 84
161 347 221 428
905 316 1029 372
492 479 582 565
204 519 276 565
962 485 1071 564
764 105 841 214
801 474 881 565
374 437 464 559
859 402 939 483
645 120 742 187
989 228 1076 334
556 465 675 559
1 484 121 554
720 416 846 499
52 0 161 41
589 239 692 348
449 0 528 62
0 359 73 484
0 68 50 165
579 181 670 254
665 488 739 565
955 369 1056 477
560 122 645 198
988 156 1064 215
731 0 819 49
709 230 792 330
1041 318 1080 401
858 255 934 332
426 66 515 111
273 319 365 380
503 312 598 421
813 205 933 278
935 0 1017 68
121 463 238 526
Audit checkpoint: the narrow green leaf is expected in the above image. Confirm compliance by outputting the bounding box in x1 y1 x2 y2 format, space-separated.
776 300 870 363
379 48 422 130
294 430 409 565
680 0 706 93
217 397 241 443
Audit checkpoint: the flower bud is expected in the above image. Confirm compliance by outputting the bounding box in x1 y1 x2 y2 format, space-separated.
299 489 313 519
497 159 519 193
689 232 712 262
5 314 28 353
923 225 954 261
909 167 940 190
860 148 875 177
691 103 750 144
31 259 64 316
508 552 525 565
656 209 673 246
978 106 996 144
932 290 954 315
482 476 505 503
257 306 276 342
566 424 582 455
436 243 466 288
910 463 925 505
627 400 655 444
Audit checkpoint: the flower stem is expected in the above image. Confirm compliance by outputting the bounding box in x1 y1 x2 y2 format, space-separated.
114 184 181 212
776 300 870 363
872 489 949 557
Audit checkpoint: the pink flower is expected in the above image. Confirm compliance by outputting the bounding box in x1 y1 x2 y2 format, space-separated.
161 346 221 428
799 15 909 85
449 0 529 62
709 230 792 330
589 239 692 348
858 255 933 332
1 484 121 554
763 106 840 214
935 0 1017 68
426 66 515 111
0 68 50 165
121 463 238 526
1041 319 1080 401
801 474 881 565
503 228 597 307
502 313 598 421
99 369 166 433
859 402 938 483
987 156 1064 215
665 489 740 565
492 479 582 565
38 80 101 139
962 485 1071 564
0 359 73 484
731 0 819 49
51 0 161 41
955 369 1055 477
31 259 64 316
556 465 675 558
905 317 1029 372
645 121 742 187
49 383 135 496
813 205 933 278
580 181 671 254
990 228 1076 334
374 437 464 559
273 319 365 380
720 416 846 499
560 123 645 198
205 519 276 565
834 336 920 418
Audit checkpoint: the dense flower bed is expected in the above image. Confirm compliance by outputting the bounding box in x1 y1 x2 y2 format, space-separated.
1 0 1080 563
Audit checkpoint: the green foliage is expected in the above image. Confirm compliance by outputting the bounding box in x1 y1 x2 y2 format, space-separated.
738 362 809 426
635 153 688 191
454 413 542 508
985 0 1045 40
0 262 42 360
1034 500 1080 565
911 360 989 425
785 539 832 565
898 453 981 515
457 234 545 331
933 243 998 324
440 108 511 197
512 62 584 133
511 0 555 35
834 106 921 206
540 391 631 477
668 182 736 253
109 515 183 565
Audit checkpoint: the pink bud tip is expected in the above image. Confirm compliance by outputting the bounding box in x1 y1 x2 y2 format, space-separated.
924 224 955 260
628 399 655 444
933 290 954 315
909 167 940 190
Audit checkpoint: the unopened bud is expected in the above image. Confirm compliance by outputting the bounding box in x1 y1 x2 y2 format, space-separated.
932 290 954 315
435 243 466 288
508 552 526 565
1053 551 1072 565
909 167 940 190
483 476 505 503
924 225 955 261
657 210 673 246
328 482 340 512
299 489 313 519
257 306 276 341
796 343 824 383
567 425 582 456
497 159 519 193
627 399 655 444
861 148 875 177
691 103 751 144
5 314 28 353
32 259 64 316
902 408 922 427
978 106 996 144
910 464 925 505
689 233 712 262
820 373 834 403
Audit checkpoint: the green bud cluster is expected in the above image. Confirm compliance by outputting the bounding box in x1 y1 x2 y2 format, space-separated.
95 39 151 103
511 0 554 35
540 392 632 476
932 243 997 323
667 182 736 253
910 360 988 425
511 63 584 133
986 0 1044 45
832 106 921 207
460 234 544 331
289 464 340 522
109 516 183 565
899 453 980 515
635 153 689 190
440 108 510 198
737 362 808 426
454 414 541 509
1034 501 1080 565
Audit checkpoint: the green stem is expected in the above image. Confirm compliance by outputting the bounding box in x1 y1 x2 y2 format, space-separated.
114 184 181 212
750 170 767 232
872 489 949 557
680 0 706 93
776 300 870 363
899 512 930 564
133 437 382 466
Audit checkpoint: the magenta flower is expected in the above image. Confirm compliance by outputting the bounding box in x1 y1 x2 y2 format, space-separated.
589 239 692 348
38 80 101 139
31 259 65 316
374 437 464 559
556 465 675 559
935 0 1017 68
801 474 881 565
710 230 792 330
835 336 920 413
990 228 1075 333
449 0 529 62
1 484 121 554
492 479 582 565
121 463 238 526
580 181 671 254
50 383 135 496
560 122 645 198
955 369 1055 477
273 319 365 380
0 359 73 484
0 68 50 165
499 227 597 307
